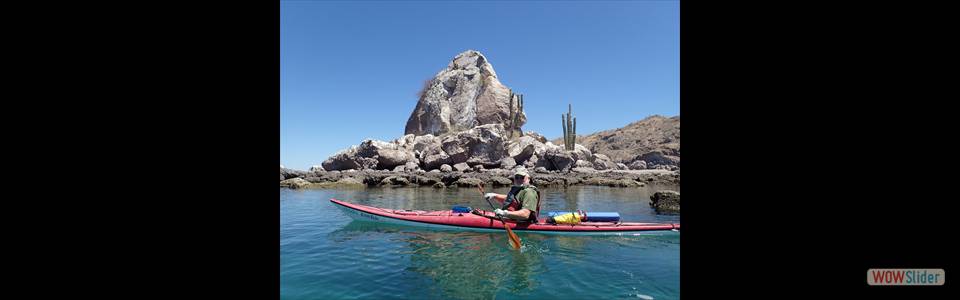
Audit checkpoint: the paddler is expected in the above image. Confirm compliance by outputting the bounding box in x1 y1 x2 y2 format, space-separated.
484 168 540 222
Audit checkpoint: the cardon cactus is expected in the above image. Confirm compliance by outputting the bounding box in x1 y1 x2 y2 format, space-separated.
507 91 524 138
562 104 576 150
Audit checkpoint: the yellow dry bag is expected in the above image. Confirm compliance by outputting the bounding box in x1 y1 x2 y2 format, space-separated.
550 212 584 225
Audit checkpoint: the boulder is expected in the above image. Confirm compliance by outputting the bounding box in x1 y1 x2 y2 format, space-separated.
506 136 539 163
464 124 508 167
441 134 471 164
591 153 616 170
485 168 512 179
410 175 437 186
321 146 362 171
440 173 462 185
355 139 398 158
650 190 680 214
404 161 420 172
616 163 629 170
392 165 406 172
638 151 680 167
544 149 576 171
628 160 648 170
490 176 513 186
411 134 440 153
376 149 415 170
309 165 324 172
570 144 594 162
394 134 416 149
499 157 516 169
280 168 308 179
523 131 548 143
422 150 452 171
575 159 593 168
453 162 470 172
318 170 342 182
440 164 453 172
534 167 549 173
279 178 311 189
473 164 484 172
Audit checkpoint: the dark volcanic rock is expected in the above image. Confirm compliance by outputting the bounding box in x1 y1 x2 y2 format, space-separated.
650 190 680 214
280 168 308 180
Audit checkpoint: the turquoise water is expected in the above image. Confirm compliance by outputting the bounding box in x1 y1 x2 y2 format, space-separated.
281 186 680 299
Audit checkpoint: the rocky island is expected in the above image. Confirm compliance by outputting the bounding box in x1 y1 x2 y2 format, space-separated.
281 50 680 191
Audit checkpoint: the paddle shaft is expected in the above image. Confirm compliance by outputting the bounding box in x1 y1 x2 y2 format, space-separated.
478 183 521 249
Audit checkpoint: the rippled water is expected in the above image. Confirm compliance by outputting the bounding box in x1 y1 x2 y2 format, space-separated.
281 186 680 299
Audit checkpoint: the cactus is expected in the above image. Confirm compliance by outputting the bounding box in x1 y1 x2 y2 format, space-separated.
507 91 524 138
508 91 515 137
515 93 523 136
562 103 577 150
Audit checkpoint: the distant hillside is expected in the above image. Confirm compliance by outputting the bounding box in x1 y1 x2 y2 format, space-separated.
552 115 679 164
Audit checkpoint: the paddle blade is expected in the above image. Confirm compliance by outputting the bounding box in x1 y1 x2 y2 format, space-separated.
504 224 522 249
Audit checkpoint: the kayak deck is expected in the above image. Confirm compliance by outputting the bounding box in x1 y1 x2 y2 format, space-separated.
330 199 679 235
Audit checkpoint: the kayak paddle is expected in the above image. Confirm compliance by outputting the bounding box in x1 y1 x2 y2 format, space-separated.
479 182 522 250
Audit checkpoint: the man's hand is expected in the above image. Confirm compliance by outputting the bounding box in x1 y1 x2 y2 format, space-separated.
484 193 498 201
494 209 508 218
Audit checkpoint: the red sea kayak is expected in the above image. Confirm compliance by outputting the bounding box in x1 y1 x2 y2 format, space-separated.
330 199 680 235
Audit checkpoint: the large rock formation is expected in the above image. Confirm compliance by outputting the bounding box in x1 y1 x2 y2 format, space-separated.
405 50 525 136
317 50 678 175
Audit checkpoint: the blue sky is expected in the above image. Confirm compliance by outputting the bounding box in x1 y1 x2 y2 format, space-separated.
281 0 679 170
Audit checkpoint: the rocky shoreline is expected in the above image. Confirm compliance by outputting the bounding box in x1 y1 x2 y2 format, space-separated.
280 167 679 190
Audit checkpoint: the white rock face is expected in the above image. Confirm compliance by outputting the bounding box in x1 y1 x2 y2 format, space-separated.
405 50 525 136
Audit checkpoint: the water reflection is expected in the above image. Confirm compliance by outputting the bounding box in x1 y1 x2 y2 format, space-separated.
332 221 546 299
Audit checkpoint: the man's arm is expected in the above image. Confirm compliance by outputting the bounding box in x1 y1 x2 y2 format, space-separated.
484 193 507 204
501 208 531 220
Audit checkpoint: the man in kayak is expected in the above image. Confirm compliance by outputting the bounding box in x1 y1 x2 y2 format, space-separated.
484 168 540 222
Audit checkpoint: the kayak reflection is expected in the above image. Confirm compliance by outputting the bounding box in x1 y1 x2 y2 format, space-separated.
332 221 546 298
